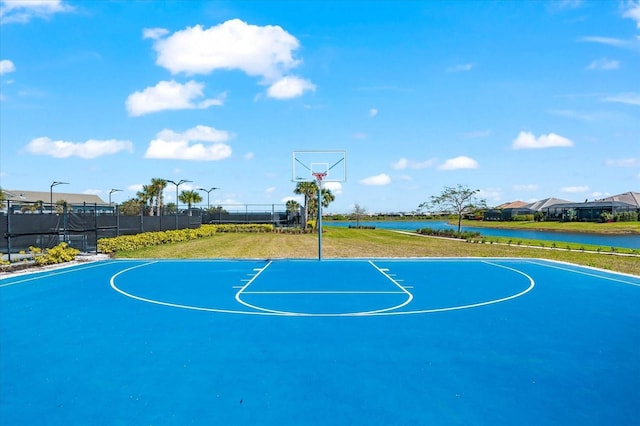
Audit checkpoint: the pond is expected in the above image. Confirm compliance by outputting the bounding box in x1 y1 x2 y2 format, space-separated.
326 220 640 250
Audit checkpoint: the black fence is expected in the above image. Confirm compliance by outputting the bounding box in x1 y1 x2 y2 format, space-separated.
1 202 294 261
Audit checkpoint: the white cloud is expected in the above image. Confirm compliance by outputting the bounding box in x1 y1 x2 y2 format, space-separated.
438 156 479 170
144 125 232 161
128 184 143 192
446 63 474 72
25 137 133 159
512 131 574 149
0 0 73 24
479 188 502 202
324 181 343 195
602 92 640 106
282 195 304 204
369 108 378 117
605 158 637 167
266 76 315 99
83 189 102 196
391 157 436 170
586 58 619 70
142 27 169 40
0 59 16 75
623 1 640 28
265 186 276 194
561 185 590 193
359 174 391 186
244 152 254 160
126 80 224 116
151 19 301 82
513 184 539 191
578 36 631 48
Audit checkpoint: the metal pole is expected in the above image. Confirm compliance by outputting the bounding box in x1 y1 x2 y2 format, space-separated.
6 200 11 263
317 180 322 261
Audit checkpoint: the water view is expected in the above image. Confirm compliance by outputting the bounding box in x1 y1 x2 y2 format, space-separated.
327 221 640 250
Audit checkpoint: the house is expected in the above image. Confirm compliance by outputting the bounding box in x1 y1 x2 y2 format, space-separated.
484 201 532 221
483 192 639 222
1 189 107 214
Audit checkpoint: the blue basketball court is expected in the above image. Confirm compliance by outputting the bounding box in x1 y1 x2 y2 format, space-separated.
1 258 639 425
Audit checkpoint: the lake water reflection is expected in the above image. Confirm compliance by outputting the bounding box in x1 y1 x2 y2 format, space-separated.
327 220 640 250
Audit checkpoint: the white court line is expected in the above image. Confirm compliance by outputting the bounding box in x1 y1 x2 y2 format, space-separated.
526 260 640 287
241 290 406 294
108 259 536 317
110 261 279 316
375 260 536 316
0 261 119 288
233 260 414 316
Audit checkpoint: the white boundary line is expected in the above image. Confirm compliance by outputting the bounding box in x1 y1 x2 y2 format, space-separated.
0 261 119 288
525 259 640 287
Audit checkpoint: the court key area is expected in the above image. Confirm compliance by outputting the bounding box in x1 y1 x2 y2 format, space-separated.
1 258 639 424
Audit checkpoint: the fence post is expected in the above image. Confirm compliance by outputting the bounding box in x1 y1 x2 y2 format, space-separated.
6 200 11 263
94 203 98 254
140 205 144 233
63 202 68 243
116 204 120 237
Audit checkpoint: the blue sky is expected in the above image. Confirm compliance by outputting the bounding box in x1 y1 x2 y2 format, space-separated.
1 0 639 214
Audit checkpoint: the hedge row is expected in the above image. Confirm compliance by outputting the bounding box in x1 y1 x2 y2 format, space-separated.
97 224 273 254
416 227 481 240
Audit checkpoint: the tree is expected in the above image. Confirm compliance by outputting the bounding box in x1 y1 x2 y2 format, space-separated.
307 188 334 218
120 198 144 216
136 185 154 216
352 203 367 227
178 190 202 216
419 185 486 233
294 182 318 224
150 178 167 216
286 199 301 214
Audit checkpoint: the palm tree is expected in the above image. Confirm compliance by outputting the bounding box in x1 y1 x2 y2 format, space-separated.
137 185 154 216
286 199 301 213
178 190 202 216
308 188 335 218
294 182 318 224
150 178 167 216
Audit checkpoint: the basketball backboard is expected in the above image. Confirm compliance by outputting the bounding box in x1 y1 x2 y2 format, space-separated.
292 150 347 183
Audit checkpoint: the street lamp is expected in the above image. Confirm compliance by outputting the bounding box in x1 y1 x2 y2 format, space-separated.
50 181 69 211
166 179 191 228
197 187 219 211
109 189 122 205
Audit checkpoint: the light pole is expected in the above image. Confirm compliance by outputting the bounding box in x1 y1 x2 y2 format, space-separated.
109 189 122 205
197 187 219 211
166 179 191 229
50 181 69 212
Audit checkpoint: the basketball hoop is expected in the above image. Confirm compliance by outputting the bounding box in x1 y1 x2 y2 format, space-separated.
312 172 327 183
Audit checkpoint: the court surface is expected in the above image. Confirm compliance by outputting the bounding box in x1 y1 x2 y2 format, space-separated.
1 258 639 425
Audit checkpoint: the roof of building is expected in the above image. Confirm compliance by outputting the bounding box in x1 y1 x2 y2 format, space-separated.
495 201 529 209
549 201 635 209
596 191 640 208
524 197 572 211
2 190 106 205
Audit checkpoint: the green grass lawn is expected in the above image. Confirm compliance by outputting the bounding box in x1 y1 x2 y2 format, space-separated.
115 227 640 276
459 219 640 234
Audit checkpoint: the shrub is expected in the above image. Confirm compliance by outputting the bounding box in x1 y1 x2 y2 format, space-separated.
33 242 80 266
97 224 274 254
416 227 481 240
512 214 534 221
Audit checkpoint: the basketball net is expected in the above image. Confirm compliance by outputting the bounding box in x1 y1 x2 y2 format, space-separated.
312 172 327 184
